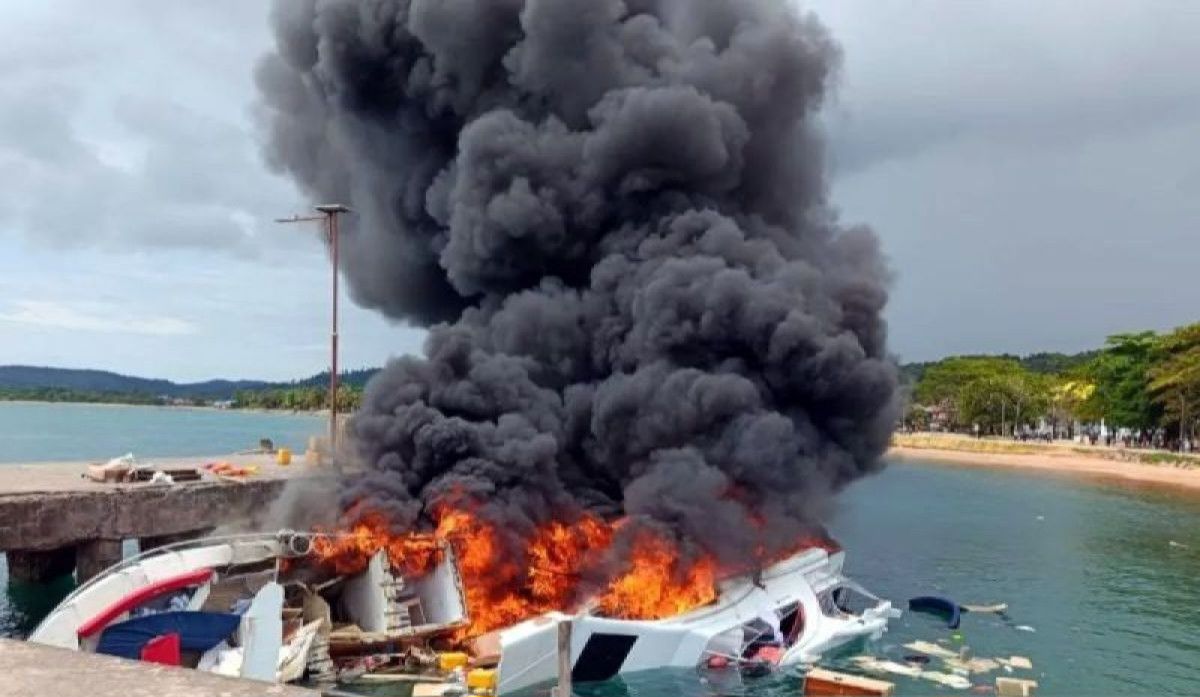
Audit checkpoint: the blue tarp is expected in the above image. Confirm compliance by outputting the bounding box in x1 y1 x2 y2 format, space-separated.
96 611 241 659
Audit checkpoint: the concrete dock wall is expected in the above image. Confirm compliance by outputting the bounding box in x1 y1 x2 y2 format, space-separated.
0 480 286 552
0 638 318 697
0 455 331 582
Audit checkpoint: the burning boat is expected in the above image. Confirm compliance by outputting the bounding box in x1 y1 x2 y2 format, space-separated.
28 529 893 693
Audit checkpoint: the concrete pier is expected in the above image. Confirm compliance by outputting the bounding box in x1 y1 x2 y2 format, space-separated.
0 638 318 696
0 454 331 583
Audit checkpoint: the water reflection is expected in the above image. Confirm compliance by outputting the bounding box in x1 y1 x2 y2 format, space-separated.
0 574 73 637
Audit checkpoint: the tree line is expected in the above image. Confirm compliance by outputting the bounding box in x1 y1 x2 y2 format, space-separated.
231 384 362 412
904 323 1200 448
0 387 167 405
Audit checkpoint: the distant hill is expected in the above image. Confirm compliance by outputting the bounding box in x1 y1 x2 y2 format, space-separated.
0 365 381 401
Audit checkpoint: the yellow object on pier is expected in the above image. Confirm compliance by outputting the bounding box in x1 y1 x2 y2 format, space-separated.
276 448 292 465
467 668 497 691
438 652 469 671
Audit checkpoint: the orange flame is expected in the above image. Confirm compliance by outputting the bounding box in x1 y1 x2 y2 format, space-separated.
597 530 717 619
308 506 834 642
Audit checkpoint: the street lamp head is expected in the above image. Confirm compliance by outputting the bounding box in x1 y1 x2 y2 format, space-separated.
315 203 351 214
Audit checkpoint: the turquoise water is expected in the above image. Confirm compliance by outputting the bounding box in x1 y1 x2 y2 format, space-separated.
828 464 1200 696
6 454 1200 695
0 401 322 462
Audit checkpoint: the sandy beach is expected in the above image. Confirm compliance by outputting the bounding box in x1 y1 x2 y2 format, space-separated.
890 433 1200 493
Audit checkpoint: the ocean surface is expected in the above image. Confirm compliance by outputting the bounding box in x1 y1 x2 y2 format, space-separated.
2 408 1199 694
0 401 322 462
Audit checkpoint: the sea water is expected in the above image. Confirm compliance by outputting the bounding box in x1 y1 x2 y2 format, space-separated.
5 441 1200 695
0 401 322 462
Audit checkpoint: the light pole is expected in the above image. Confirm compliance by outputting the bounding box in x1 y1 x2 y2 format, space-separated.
276 204 351 471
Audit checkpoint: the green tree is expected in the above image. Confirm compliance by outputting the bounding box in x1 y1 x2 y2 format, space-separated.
957 371 1051 435
1080 332 1160 429
914 356 1030 430
903 403 931 431
1148 324 1200 444
914 357 1023 402
1047 379 1095 438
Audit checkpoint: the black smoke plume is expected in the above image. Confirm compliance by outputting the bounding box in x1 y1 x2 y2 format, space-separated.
257 0 899 569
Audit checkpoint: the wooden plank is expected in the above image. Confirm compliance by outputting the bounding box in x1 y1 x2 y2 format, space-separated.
805 668 894 696
412 683 458 697
996 677 1039 696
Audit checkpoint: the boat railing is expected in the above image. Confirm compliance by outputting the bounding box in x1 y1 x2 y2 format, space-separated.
55 529 335 610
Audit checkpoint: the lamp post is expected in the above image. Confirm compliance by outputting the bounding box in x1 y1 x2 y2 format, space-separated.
276 204 351 471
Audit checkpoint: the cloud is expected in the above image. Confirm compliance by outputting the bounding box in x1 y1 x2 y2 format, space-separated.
812 0 1200 177
0 1 302 256
800 0 1200 361
0 300 197 337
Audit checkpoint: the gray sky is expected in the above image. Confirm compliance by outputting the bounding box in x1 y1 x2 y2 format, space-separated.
0 1 1196 381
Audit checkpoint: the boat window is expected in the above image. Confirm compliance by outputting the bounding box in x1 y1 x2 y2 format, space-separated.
740 617 780 658
832 585 877 614
778 602 805 644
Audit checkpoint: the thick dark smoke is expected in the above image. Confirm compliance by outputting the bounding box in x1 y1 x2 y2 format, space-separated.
257 0 899 568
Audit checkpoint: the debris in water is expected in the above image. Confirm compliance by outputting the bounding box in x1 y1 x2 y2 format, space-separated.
904 641 959 660
918 670 972 690
850 656 922 678
806 668 895 696
1169 540 1188 549
908 596 962 629
1014 625 1036 633
960 603 1009 614
944 656 1001 675
995 676 1039 696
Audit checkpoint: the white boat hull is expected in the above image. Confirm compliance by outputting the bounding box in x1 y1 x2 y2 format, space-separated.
496 549 895 694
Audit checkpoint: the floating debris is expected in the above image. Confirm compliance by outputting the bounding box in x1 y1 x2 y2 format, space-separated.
944 656 1001 675
995 676 1039 696
850 656 923 678
918 670 972 690
960 603 1009 614
903 641 959 660
908 596 962 629
805 668 895 696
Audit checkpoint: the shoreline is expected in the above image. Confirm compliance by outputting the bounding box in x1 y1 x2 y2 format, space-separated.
890 434 1200 493
0 399 325 417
